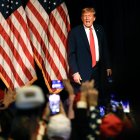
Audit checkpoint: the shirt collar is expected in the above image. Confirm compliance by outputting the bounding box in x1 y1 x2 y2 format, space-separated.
83 25 94 30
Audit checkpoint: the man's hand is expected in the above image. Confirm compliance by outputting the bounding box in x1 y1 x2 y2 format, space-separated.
107 69 112 76
73 72 82 84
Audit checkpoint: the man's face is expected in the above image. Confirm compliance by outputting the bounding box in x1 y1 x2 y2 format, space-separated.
81 11 95 28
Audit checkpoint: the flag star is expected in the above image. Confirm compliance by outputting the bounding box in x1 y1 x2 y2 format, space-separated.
2 4 4 7
7 5 9 8
53 2 56 5
48 7 50 9
16 2 18 5
44 0 47 3
6 11 9 14
11 1 13 3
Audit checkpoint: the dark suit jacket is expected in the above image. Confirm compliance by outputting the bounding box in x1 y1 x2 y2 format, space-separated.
68 24 111 82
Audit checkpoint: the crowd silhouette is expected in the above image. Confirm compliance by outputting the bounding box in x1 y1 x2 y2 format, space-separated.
0 79 139 140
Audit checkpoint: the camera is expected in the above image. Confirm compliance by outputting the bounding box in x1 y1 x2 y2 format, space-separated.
51 80 64 89
49 94 60 115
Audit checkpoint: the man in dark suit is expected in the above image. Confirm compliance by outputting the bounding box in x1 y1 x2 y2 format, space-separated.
68 7 112 97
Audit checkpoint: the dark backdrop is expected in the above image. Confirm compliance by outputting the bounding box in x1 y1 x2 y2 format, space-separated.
0 0 140 113
66 0 140 105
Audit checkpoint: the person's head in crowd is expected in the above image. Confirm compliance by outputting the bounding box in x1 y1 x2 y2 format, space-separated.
42 93 71 140
47 113 71 140
100 112 124 139
9 115 38 140
0 108 15 139
100 100 136 140
15 85 45 117
9 85 46 140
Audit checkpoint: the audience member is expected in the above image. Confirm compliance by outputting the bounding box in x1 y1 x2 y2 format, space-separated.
42 94 72 140
100 102 136 140
62 79 75 119
0 108 15 140
67 80 102 140
47 113 71 140
0 81 138 140
8 85 46 140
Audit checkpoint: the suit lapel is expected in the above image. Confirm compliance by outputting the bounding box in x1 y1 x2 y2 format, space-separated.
94 25 101 47
79 25 90 51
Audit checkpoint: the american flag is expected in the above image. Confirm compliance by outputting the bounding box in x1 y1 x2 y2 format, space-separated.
25 0 71 93
0 0 37 90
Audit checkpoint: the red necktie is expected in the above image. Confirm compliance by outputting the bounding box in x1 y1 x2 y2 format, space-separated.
89 28 96 67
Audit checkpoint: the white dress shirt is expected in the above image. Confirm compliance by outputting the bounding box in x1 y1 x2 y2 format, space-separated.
84 25 99 62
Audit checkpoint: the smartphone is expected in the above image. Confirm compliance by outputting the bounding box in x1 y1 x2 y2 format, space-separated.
49 94 60 115
51 80 64 89
99 106 105 117
110 99 119 112
120 100 130 113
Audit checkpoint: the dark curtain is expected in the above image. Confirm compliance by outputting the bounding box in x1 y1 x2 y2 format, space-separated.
1 0 140 107
66 0 140 100
65 0 140 128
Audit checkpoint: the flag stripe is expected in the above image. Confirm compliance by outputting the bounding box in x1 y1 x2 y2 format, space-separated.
0 63 14 89
26 1 67 71
0 3 37 89
1 16 33 81
13 8 35 68
27 18 62 79
30 37 55 81
26 1 66 79
25 0 70 93
51 4 70 48
0 42 24 86
46 14 68 70
11 8 35 75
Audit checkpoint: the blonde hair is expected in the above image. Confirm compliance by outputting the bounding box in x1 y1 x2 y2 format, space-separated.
81 7 96 16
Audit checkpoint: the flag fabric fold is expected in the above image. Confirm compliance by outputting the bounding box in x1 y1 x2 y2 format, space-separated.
0 0 37 90
25 0 71 93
